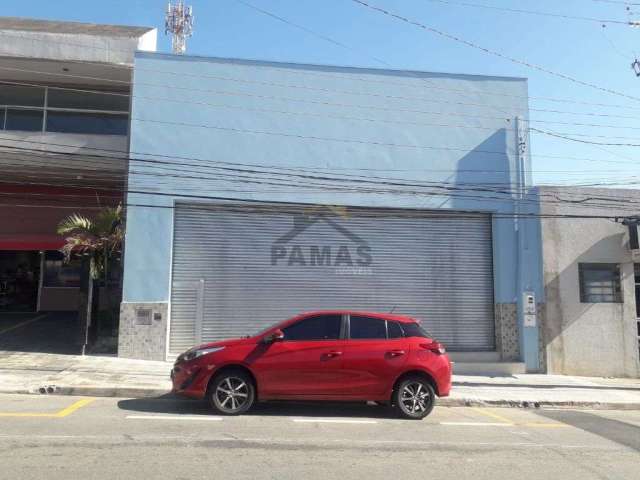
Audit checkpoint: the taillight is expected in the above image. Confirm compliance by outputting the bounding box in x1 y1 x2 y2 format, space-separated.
420 342 446 355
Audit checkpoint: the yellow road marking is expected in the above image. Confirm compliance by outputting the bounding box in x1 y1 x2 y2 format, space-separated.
0 398 95 418
0 314 48 336
471 408 514 425
470 408 569 428
54 398 96 417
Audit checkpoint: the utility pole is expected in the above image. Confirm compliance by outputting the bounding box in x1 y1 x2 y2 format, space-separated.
165 1 194 55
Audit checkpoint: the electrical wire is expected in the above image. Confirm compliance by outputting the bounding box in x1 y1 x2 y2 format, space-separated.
7 42 640 121
7 52 640 128
424 0 630 24
349 0 640 102
532 126 640 146
3 141 640 211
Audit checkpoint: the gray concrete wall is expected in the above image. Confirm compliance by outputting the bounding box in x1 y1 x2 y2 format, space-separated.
117 302 169 361
495 303 519 361
539 186 640 378
0 21 156 65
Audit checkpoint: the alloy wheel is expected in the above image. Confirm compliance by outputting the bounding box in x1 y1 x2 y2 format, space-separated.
400 382 431 415
214 376 250 413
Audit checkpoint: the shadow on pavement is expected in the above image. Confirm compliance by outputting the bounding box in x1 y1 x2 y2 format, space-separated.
536 410 640 452
0 312 81 355
117 396 395 419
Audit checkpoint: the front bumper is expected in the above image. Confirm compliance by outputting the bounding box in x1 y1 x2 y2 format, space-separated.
171 363 206 398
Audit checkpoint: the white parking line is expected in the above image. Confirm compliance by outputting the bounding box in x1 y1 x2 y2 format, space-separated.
292 418 378 424
440 422 514 427
126 415 223 421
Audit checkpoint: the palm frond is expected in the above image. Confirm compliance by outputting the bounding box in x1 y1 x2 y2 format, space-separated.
94 205 122 235
57 214 94 236
57 204 124 279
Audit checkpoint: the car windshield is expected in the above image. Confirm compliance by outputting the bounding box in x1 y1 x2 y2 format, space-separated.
251 321 284 338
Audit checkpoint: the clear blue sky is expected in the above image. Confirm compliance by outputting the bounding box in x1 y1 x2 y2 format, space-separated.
3 0 639 187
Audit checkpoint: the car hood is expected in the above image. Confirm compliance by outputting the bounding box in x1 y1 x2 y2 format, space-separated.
192 337 257 350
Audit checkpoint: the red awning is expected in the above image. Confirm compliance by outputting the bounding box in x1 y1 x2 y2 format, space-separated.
0 234 65 251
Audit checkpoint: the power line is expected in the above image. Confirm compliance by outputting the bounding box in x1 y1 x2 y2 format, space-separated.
349 0 640 102
129 80 640 127
7 51 640 123
2 121 640 174
0 197 630 220
7 72 640 134
3 12 640 115
130 67 640 119
5 172 639 215
7 148 638 198
3 42 639 116
232 0 388 64
4 149 626 177
424 0 630 24
531 126 640 146
590 0 640 6
3 140 640 210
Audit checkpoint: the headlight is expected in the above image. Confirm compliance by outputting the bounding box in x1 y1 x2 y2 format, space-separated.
182 346 225 362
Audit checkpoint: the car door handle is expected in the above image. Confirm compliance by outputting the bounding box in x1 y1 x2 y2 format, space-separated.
325 351 343 358
387 350 405 357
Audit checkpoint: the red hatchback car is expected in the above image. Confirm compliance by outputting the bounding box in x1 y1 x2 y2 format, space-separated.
171 311 451 419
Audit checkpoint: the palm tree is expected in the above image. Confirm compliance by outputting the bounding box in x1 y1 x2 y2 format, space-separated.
57 204 124 351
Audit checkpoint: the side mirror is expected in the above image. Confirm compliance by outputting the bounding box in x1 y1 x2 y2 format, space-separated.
263 329 284 344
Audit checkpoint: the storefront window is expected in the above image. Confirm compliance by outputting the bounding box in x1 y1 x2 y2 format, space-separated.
43 251 81 288
0 251 39 312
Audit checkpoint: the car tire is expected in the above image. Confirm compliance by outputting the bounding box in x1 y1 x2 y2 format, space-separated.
208 370 256 415
393 377 436 420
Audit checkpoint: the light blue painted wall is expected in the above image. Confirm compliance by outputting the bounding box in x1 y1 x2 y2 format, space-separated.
123 52 542 369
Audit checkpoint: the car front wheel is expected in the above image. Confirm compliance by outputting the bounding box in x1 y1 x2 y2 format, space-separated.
208 370 255 415
393 377 436 420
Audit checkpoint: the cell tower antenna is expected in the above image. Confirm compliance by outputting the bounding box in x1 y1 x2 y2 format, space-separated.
165 1 194 54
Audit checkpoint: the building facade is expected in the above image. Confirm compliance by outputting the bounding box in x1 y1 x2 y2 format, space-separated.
539 186 640 377
0 18 156 316
119 52 543 373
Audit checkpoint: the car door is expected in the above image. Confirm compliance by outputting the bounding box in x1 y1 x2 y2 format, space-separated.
251 313 348 397
340 315 409 398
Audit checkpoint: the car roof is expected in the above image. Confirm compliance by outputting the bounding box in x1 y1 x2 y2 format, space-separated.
295 310 420 324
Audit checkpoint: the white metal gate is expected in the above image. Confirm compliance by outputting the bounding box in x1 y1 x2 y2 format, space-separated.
169 203 495 353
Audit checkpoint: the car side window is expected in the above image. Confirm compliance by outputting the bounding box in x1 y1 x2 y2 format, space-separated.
282 314 342 341
401 322 432 338
350 315 387 340
387 321 403 339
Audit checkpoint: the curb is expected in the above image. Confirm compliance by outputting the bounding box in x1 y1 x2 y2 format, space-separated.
2 386 640 410
0 386 172 399
439 397 640 410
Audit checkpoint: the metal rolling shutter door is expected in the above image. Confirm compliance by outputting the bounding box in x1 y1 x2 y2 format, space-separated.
169 203 495 354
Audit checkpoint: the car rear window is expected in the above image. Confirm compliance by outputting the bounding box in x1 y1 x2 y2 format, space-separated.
401 322 432 339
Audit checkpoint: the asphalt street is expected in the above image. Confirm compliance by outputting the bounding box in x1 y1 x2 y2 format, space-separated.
0 393 639 479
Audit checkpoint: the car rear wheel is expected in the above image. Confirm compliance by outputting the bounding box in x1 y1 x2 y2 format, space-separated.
208 371 255 415
393 377 436 420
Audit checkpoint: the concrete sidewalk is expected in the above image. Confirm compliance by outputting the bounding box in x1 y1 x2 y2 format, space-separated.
1 350 640 409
